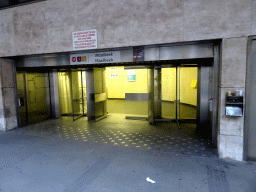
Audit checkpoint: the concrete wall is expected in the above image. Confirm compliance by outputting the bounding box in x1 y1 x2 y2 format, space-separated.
218 37 247 161
0 0 255 161
0 58 17 131
0 0 255 57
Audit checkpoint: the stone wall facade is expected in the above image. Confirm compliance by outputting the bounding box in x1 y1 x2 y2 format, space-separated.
0 0 255 57
0 0 255 161
0 58 17 131
218 37 248 161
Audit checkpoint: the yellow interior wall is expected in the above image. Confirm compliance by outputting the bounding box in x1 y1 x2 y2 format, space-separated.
105 66 197 106
58 72 72 114
161 68 176 101
106 67 148 99
26 73 50 113
161 67 197 106
57 71 87 115
126 68 148 94
71 71 81 100
16 72 51 115
179 67 197 106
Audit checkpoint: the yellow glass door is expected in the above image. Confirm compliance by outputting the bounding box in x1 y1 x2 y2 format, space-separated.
93 68 107 121
178 66 198 120
125 66 149 119
71 69 87 121
57 71 72 116
16 71 51 126
160 65 198 122
161 67 177 120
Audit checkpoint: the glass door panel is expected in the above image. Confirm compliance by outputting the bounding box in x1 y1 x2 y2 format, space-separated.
71 69 81 120
17 72 51 126
161 67 177 120
125 67 149 119
158 65 198 122
178 67 198 120
93 68 107 121
57 71 72 116
82 71 87 114
71 69 88 121
148 65 154 124
177 67 180 120
26 72 51 124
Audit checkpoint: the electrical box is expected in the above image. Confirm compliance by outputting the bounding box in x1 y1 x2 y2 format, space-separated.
225 96 243 116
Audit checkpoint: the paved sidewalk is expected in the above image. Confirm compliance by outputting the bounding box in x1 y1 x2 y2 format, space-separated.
8 115 217 158
0 129 256 192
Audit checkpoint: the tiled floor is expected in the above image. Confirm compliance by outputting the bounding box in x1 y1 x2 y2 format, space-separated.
11 114 217 157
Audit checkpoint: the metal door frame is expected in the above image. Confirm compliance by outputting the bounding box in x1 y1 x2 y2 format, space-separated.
16 71 28 126
86 67 108 122
16 70 52 126
70 68 87 121
56 68 87 121
154 64 200 124
124 65 151 120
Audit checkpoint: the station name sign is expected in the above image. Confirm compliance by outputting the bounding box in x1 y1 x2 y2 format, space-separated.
91 51 120 63
70 51 121 65
94 52 114 62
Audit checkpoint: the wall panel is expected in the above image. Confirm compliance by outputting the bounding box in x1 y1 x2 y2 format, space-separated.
0 0 254 57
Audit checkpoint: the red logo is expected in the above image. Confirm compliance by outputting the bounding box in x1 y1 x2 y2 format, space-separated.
72 57 76 62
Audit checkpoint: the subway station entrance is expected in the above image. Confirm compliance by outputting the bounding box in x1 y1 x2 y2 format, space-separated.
15 43 219 156
55 63 206 124
15 63 216 157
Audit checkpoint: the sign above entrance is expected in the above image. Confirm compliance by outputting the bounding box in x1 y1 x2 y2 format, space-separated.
90 51 121 64
72 29 97 50
70 51 121 65
70 53 89 65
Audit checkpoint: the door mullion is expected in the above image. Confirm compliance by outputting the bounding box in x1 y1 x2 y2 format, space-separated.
81 70 84 115
24 72 29 125
70 69 75 121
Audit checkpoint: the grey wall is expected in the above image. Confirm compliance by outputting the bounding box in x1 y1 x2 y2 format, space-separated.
0 0 254 161
218 37 247 161
245 37 256 160
0 58 17 131
0 0 255 57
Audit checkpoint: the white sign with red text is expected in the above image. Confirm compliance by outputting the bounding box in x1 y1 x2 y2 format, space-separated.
72 29 97 50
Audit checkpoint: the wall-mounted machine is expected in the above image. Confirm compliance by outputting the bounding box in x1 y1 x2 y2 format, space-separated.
226 91 243 116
